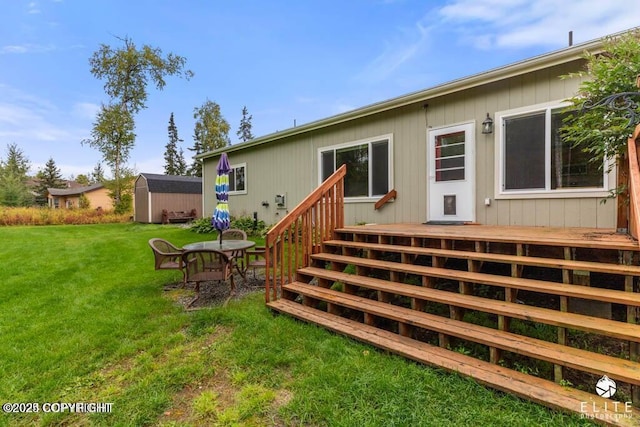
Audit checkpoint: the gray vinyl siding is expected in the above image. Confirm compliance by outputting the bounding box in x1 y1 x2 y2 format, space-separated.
203 134 316 225
203 59 616 229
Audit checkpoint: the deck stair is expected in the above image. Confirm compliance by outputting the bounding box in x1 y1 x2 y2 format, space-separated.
267 224 640 426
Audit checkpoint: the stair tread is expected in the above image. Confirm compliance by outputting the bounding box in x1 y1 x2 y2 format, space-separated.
298 266 640 343
323 239 640 276
268 299 640 426
310 252 640 306
335 224 639 251
284 282 640 385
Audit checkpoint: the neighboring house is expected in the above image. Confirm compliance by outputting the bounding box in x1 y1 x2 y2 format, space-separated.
47 183 112 211
134 173 202 223
199 33 619 229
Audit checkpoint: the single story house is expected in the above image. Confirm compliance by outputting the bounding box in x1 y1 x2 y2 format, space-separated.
199 32 621 229
134 173 202 223
47 183 112 211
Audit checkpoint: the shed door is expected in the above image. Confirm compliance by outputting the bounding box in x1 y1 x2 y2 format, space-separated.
427 123 475 223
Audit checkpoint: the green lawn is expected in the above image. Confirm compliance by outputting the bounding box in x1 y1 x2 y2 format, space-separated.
0 223 595 426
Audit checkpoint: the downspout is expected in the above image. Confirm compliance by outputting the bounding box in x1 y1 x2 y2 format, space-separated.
201 159 206 222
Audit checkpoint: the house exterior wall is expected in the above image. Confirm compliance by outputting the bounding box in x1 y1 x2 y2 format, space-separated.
203 60 616 229
85 188 113 211
49 188 113 211
203 133 315 226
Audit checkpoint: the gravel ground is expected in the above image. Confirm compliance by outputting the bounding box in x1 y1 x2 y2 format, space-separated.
163 270 266 310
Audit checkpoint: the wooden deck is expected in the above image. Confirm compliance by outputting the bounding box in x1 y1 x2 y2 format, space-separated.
268 222 640 426
259 123 640 426
343 223 639 251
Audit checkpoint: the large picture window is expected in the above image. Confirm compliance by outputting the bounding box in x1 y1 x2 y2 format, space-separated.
319 135 392 199
498 103 606 197
228 163 246 194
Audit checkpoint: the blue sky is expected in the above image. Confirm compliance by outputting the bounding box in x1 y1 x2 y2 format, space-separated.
0 0 637 178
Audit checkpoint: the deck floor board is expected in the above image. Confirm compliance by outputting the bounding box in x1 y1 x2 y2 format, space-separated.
338 223 639 251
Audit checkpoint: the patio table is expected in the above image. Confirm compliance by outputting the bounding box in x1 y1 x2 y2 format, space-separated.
183 240 256 277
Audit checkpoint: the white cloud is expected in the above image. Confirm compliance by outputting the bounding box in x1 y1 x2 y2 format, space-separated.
358 0 637 84
331 102 357 115
56 162 102 179
132 156 164 175
1 45 29 54
72 102 100 120
295 96 318 105
27 2 41 14
438 0 636 49
0 43 56 54
357 20 434 83
0 85 92 176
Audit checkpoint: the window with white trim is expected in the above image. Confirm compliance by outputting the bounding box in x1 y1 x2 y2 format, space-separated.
319 135 392 199
498 103 606 196
228 163 246 194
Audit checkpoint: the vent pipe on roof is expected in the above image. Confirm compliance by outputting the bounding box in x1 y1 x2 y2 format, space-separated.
569 31 573 47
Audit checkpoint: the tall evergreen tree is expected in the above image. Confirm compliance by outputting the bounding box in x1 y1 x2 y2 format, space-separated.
186 136 204 177
0 143 32 206
164 112 187 175
91 163 106 183
35 157 65 205
237 105 254 142
1 143 30 177
188 99 230 176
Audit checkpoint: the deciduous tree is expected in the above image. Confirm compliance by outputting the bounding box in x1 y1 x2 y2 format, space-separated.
83 103 135 208
563 30 640 169
86 36 193 210
188 99 230 176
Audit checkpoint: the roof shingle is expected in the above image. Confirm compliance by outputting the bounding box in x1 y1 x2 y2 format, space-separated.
139 173 202 194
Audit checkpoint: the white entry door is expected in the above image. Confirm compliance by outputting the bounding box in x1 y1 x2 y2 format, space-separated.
427 122 475 222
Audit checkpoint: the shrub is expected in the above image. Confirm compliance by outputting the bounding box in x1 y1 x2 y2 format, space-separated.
0 207 130 226
79 194 91 209
189 215 268 237
189 217 216 234
231 216 268 237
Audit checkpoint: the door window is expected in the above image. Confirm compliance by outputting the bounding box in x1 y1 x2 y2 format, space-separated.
435 132 465 182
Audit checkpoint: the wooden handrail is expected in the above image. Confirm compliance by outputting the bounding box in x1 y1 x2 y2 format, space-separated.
264 164 346 302
626 123 640 244
374 189 396 210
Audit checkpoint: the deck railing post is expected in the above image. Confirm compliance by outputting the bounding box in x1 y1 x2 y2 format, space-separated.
264 165 346 302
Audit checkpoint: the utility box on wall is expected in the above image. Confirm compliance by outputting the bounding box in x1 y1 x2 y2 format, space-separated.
275 194 286 208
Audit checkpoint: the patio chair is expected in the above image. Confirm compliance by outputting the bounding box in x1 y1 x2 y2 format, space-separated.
149 238 186 286
181 249 235 307
221 228 248 275
244 241 282 284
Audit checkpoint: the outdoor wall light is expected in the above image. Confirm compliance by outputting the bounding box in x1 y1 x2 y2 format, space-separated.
482 113 494 134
